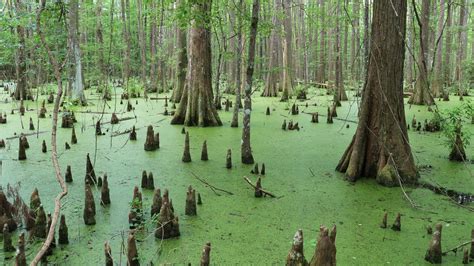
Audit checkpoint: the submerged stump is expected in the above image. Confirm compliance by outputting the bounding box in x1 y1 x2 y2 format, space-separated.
200 242 211 266
425 224 442 264
286 229 307 266
185 186 197 216
83 182 96 225
127 231 140 266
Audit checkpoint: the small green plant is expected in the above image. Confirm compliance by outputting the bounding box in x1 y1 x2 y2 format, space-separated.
440 100 472 161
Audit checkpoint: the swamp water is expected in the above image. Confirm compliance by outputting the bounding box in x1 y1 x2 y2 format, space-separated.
0 87 473 265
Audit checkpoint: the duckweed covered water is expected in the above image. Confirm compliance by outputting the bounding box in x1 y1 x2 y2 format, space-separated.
0 87 473 265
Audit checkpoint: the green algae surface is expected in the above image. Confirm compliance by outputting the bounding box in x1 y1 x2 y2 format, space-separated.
0 87 473 265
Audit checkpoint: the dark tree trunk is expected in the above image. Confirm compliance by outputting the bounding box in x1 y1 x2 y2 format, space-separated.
14 0 28 101
262 0 280 97
172 0 187 103
431 0 445 98
443 2 453 89
230 0 244 128
241 0 260 164
171 0 222 127
280 0 293 101
336 0 419 185
409 0 434 105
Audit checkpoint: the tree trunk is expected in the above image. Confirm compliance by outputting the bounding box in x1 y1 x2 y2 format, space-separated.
68 0 86 105
351 0 360 82
409 0 434 106
336 0 419 185
149 1 158 93
335 0 347 103
137 0 147 98
171 0 222 127
443 1 453 89
241 0 260 164
280 0 293 101
406 5 414 88
316 0 326 84
121 0 131 91
172 1 187 103
231 0 244 128
14 0 28 101
262 0 280 97
96 0 106 90
454 0 468 92
431 0 445 98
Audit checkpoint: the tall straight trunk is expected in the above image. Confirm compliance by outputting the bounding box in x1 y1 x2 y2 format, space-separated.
454 0 468 88
431 0 445 98
137 0 147 98
351 0 360 82
334 0 347 103
231 0 244 128
68 0 86 105
406 6 414 87
262 0 280 97
336 0 418 185
171 0 221 127
14 0 28 100
242 0 260 164
343 0 348 76
280 0 293 101
362 0 370 80
149 1 158 92
409 0 434 105
121 0 131 91
300 0 308 83
443 1 453 88
172 1 187 103
317 0 326 84
96 0 106 89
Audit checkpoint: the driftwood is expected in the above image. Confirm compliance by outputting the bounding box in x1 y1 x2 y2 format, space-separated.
243 176 276 198
190 172 234 196
6 131 48 140
442 241 471 256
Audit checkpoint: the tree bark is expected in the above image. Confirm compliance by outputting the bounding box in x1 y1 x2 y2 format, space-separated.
149 1 158 92
241 0 260 164
443 1 453 88
280 0 293 101
68 0 86 105
335 0 347 103
231 0 244 128
431 0 445 98
336 0 419 185
409 0 434 105
171 0 222 127
172 1 187 103
137 0 147 98
14 0 28 101
316 0 326 84
262 0 280 97
454 0 468 90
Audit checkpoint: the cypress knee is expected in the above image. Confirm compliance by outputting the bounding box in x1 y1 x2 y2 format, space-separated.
127 231 140 266
101 174 111 206
105 241 113 266
286 229 307 266
182 132 191 162
65 165 73 183
111 113 119 124
34 205 47 238
200 242 211 266
29 117 35 130
185 186 197 216
201 141 208 161
380 212 387 228
85 153 97 184
95 120 102 135
18 138 26 160
147 172 155 190
58 214 69 245
226 149 232 169
71 126 77 144
261 163 266 175
15 233 26 266
83 182 96 225
425 224 442 264
129 126 137 140
144 125 157 151
255 178 263 198
309 226 337 266
42 140 47 153
151 188 162 217
141 171 148 189
391 213 401 231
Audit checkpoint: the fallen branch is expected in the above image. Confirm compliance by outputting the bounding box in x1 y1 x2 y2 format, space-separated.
190 172 234 196
442 241 472 256
30 2 68 265
243 176 276 198
6 131 48 140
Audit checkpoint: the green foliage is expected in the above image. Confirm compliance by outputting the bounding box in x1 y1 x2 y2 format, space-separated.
440 100 473 150
128 78 144 97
